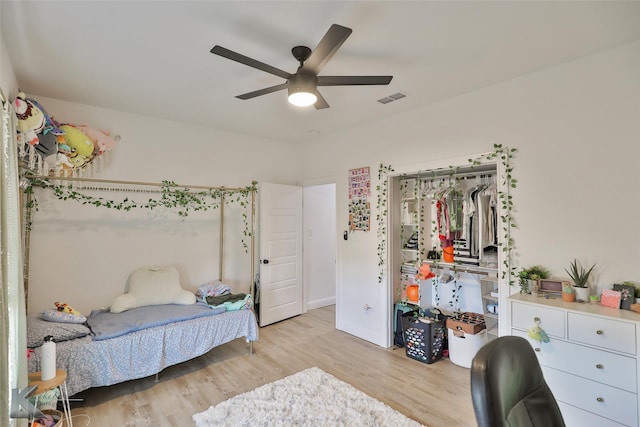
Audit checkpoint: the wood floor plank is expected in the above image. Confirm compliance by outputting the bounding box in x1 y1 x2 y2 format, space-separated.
70 306 476 426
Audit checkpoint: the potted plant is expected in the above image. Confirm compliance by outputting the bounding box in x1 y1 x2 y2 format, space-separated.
518 265 550 294
565 259 596 302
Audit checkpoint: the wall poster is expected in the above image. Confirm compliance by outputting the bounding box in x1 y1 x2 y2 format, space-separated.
348 166 371 231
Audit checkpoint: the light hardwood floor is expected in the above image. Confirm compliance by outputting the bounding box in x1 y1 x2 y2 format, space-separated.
70 306 476 426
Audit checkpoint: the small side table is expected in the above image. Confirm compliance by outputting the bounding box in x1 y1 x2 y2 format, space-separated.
28 369 73 427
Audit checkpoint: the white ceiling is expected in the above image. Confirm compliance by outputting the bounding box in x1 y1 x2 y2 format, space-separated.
2 1 640 143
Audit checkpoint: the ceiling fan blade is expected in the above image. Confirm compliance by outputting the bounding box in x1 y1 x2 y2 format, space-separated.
302 24 352 75
236 83 289 100
314 90 329 110
211 45 292 80
317 75 393 86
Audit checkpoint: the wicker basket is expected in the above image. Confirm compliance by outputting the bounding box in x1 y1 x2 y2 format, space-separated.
36 409 62 427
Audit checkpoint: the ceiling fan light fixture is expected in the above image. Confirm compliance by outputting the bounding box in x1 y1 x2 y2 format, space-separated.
287 73 318 107
288 90 317 107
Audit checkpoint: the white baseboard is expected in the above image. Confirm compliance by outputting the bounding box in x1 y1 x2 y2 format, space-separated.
307 296 336 311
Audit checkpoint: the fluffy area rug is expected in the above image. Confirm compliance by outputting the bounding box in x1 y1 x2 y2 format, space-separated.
193 367 425 426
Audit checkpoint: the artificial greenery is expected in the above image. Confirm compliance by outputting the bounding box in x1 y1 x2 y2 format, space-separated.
449 274 462 317
469 144 518 286
376 163 394 283
517 265 550 293
377 144 518 290
565 259 596 288
23 178 257 252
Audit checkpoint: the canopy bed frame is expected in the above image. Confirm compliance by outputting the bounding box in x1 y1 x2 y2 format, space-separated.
20 172 260 396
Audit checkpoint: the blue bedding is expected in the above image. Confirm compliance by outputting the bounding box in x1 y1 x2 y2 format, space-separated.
87 303 226 340
28 308 259 396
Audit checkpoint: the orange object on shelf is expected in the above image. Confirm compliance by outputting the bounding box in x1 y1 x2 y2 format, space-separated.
406 285 419 302
443 246 454 263
417 264 436 280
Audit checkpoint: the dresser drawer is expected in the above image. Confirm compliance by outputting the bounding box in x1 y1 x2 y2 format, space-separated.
511 301 565 338
557 401 627 427
568 312 637 355
543 366 638 427
513 329 637 393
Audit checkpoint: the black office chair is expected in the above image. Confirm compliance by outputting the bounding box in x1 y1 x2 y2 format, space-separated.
470 336 565 427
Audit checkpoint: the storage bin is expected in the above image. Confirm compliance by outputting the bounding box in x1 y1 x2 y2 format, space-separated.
446 312 486 335
401 311 447 364
448 328 488 368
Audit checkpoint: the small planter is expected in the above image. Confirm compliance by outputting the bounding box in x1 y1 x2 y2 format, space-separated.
529 279 540 295
573 286 590 303
562 291 576 302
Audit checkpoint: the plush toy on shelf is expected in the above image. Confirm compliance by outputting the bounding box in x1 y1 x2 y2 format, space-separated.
60 124 95 158
76 124 120 155
13 92 46 146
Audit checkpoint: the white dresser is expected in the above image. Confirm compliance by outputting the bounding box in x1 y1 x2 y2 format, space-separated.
510 293 640 427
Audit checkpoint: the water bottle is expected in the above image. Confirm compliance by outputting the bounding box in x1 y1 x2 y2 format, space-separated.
41 335 56 381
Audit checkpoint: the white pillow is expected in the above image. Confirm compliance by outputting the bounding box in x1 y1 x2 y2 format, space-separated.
110 266 196 313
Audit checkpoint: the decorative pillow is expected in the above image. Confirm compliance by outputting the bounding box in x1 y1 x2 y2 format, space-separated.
42 308 87 324
27 315 91 348
110 266 196 313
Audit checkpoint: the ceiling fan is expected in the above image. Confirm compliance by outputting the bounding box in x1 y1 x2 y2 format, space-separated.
210 24 393 109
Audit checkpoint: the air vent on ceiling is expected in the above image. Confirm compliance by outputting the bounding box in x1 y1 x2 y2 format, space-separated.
377 92 407 104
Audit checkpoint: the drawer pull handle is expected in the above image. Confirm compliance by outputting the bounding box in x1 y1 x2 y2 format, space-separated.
596 364 603 369
534 348 541 352
596 330 603 335
597 397 604 403
533 317 540 322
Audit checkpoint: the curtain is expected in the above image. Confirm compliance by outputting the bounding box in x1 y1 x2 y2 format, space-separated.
1 93 28 427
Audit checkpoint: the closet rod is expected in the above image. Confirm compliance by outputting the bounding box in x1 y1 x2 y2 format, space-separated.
23 173 253 192
402 164 496 181
417 171 495 182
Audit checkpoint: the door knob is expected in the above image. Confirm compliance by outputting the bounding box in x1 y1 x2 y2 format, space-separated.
261 259 269 264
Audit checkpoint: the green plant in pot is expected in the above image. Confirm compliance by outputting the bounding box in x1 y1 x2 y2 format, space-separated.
518 265 550 294
565 259 596 302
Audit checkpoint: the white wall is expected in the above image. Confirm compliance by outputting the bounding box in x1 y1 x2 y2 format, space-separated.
0 33 18 100
301 41 640 346
24 97 302 315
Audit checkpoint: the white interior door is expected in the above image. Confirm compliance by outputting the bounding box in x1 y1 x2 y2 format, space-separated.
258 183 303 327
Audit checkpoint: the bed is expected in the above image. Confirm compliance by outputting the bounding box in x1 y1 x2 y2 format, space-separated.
26 266 259 396
26 303 258 396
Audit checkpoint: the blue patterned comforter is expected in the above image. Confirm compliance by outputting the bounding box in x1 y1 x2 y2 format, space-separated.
87 303 226 340
28 307 259 396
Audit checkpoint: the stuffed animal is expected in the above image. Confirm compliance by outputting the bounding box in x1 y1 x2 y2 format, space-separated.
34 132 58 159
13 92 45 146
54 301 81 316
76 124 120 155
60 124 95 158
29 97 64 137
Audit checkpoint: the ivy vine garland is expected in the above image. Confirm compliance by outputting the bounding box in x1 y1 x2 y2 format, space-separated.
468 144 518 285
377 144 518 288
376 164 394 283
23 179 258 252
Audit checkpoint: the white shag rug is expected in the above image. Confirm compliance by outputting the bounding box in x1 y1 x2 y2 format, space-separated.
193 367 425 426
